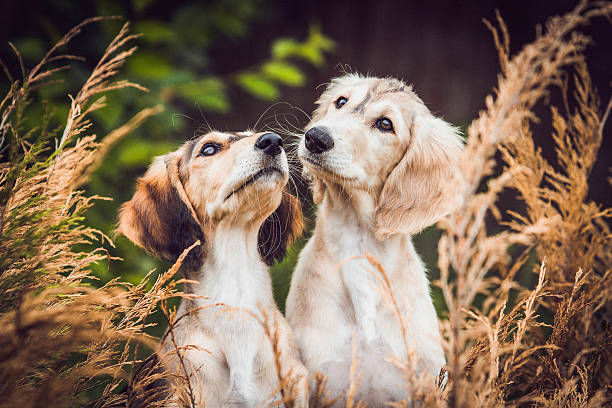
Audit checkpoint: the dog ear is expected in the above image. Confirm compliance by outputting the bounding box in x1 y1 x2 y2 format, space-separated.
118 150 204 265
374 114 465 240
258 190 304 265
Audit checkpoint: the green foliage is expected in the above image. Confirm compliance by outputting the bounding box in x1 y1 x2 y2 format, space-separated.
2 0 333 321
237 72 280 100
270 237 307 312
62 3 328 290
133 20 176 44
234 25 334 99
126 52 173 80
0 17 146 314
263 61 305 86
272 26 334 66
2 16 332 401
174 78 229 112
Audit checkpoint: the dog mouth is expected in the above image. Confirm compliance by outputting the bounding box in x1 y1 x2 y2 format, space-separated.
302 155 357 182
224 167 283 200
303 155 331 171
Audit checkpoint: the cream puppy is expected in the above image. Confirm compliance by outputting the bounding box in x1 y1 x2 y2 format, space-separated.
119 131 308 407
286 74 464 405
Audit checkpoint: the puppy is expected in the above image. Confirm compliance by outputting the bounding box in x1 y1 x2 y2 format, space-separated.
119 131 308 407
286 74 464 405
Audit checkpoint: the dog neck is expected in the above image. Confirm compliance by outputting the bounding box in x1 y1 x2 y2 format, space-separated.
314 181 416 343
316 181 409 263
167 219 278 403
185 218 274 309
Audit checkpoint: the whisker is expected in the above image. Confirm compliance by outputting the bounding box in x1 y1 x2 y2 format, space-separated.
316 81 332 90
197 105 214 133
252 101 311 132
172 113 196 129
253 102 286 132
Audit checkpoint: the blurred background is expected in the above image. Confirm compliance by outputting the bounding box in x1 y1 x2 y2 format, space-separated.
1 0 610 328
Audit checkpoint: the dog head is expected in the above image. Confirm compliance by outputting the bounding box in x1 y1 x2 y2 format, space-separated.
300 74 464 239
118 131 302 267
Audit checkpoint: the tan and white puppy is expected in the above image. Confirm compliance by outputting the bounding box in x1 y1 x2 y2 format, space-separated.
286 74 464 405
119 131 308 407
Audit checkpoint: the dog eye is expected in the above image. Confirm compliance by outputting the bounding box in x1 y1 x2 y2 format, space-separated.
335 96 348 109
199 143 220 156
375 117 394 132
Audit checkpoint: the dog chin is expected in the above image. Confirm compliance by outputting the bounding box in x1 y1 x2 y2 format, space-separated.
226 168 285 200
207 169 285 219
235 179 284 214
236 169 286 201
247 167 286 193
302 156 360 185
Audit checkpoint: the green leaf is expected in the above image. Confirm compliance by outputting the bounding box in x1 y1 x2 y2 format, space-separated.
209 9 249 38
270 26 334 67
172 5 212 48
132 0 155 12
236 73 279 100
92 92 122 128
173 78 229 113
126 52 173 80
271 38 300 60
117 139 175 168
96 0 124 16
117 139 153 167
307 25 335 53
134 20 176 44
13 38 44 63
262 61 304 86
297 46 324 66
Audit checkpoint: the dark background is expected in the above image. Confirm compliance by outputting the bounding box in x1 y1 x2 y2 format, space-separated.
1 0 610 317
2 0 610 190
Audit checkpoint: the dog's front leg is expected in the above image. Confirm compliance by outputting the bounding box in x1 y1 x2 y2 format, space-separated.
225 327 260 406
280 353 309 408
271 312 310 408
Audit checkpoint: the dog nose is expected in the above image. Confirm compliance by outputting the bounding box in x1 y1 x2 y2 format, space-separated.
305 127 334 154
255 132 283 156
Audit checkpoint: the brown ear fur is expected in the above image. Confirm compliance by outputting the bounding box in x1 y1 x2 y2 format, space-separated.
258 190 303 265
118 152 204 268
375 114 465 239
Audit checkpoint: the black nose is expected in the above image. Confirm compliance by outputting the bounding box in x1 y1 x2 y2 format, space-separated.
255 133 283 156
305 127 334 154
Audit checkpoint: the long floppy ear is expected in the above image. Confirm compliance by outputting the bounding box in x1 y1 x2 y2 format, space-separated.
258 191 304 265
118 151 204 267
375 114 465 240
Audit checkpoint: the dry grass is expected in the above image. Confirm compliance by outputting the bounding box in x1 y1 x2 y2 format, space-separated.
310 2 612 407
338 2 612 407
1 2 611 407
0 18 180 408
433 2 612 406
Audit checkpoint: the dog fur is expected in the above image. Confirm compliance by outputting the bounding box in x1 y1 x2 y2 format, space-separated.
286 74 465 405
119 131 308 407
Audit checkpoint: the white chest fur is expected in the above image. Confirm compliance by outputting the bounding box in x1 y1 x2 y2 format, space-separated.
170 225 275 405
326 215 386 343
296 189 445 377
